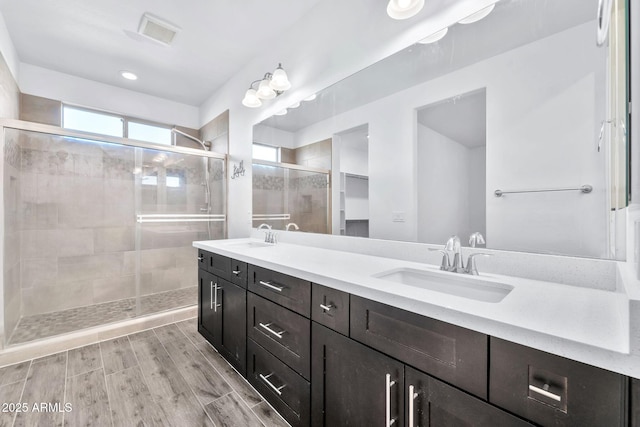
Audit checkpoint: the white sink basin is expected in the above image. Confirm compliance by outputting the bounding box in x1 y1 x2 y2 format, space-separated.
373 267 513 303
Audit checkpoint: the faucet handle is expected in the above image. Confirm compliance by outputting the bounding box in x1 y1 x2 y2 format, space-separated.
469 232 485 248
465 253 492 275
429 248 450 271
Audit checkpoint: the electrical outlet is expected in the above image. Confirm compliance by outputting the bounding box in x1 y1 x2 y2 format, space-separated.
392 211 406 222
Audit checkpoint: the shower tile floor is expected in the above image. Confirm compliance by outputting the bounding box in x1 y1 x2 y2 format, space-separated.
8 287 198 345
0 318 289 427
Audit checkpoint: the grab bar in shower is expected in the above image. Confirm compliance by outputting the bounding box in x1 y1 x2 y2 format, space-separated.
252 214 291 221
494 185 593 197
136 214 226 223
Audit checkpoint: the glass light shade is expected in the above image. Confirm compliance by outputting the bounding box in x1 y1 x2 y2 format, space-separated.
458 4 495 24
257 79 276 99
387 0 425 20
270 66 291 91
418 27 449 44
242 88 262 108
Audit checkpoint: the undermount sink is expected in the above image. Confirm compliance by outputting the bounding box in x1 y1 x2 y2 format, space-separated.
224 241 273 249
373 267 513 303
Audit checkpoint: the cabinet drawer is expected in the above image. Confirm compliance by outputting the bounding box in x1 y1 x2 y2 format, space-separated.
247 292 310 379
249 265 311 316
229 259 248 288
489 338 626 427
248 339 310 427
198 250 231 280
350 295 488 399
311 284 349 336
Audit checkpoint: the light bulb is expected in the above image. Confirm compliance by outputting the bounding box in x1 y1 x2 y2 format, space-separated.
242 88 262 108
257 79 276 99
270 64 291 91
387 0 424 20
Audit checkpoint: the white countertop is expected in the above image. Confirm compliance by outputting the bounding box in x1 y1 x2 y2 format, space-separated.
194 238 640 379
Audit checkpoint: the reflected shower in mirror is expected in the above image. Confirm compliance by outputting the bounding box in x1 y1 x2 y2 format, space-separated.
252 0 629 259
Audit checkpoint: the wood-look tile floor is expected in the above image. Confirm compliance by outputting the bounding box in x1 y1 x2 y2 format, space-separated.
0 318 290 427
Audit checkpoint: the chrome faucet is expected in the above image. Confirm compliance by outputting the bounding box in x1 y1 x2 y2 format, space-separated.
285 222 299 231
431 235 491 275
469 232 485 248
445 236 465 273
257 223 272 231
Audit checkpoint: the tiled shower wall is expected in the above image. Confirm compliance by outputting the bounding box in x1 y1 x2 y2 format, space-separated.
9 129 222 332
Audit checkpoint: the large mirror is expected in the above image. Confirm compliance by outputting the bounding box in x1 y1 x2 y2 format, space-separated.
252 0 629 260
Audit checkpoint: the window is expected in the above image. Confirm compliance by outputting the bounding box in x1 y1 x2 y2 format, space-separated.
62 105 173 145
253 143 279 162
128 121 172 145
62 106 124 137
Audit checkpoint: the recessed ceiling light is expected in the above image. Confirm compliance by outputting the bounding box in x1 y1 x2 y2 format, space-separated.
387 0 425 20
289 101 301 109
418 27 449 44
303 94 317 101
458 4 495 24
120 71 138 80
275 109 288 116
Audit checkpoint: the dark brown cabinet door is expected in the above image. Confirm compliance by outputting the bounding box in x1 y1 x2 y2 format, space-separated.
405 367 532 427
633 378 640 427
217 278 247 376
311 322 404 427
198 268 220 345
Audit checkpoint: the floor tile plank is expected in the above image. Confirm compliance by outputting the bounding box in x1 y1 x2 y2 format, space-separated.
0 361 30 387
14 352 67 427
253 401 292 427
64 369 111 427
196 342 263 407
205 392 264 427
176 319 206 345
129 332 215 427
106 366 168 427
154 324 232 405
99 337 137 375
67 344 102 378
0 381 26 427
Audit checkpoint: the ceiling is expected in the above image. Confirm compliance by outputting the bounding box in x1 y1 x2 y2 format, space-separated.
261 0 594 133
0 0 323 105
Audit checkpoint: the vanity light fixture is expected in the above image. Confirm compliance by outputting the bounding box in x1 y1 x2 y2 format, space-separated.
387 0 425 20
120 70 138 80
242 63 291 108
458 4 496 24
418 27 449 44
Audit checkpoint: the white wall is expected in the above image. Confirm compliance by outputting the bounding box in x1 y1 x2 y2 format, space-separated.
19 64 200 129
253 124 295 149
417 124 486 243
0 11 18 82
289 21 608 257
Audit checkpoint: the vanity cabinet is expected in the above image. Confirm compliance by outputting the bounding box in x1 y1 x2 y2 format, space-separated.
197 249 637 427
490 337 627 427
198 259 247 375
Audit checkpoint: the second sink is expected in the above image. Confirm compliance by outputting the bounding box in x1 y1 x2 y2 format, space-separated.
373 267 513 303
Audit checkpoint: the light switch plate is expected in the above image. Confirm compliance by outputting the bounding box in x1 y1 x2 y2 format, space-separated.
392 211 406 222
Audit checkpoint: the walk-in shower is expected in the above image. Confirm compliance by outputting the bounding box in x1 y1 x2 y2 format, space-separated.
1 120 226 347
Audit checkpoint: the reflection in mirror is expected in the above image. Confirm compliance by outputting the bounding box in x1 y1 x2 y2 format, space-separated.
252 0 629 260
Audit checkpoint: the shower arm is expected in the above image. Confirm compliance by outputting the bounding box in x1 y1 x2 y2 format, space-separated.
171 128 210 151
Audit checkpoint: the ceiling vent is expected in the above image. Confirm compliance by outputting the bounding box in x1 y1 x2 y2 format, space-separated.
138 13 180 46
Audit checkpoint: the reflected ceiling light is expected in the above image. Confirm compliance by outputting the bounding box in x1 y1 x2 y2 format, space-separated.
120 70 138 80
458 4 495 24
418 27 448 44
289 101 301 109
303 93 317 101
275 109 288 116
242 63 291 108
242 88 262 108
387 0 425 20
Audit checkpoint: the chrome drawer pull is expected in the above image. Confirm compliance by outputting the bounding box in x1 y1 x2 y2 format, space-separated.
232 270 241 276
212 282 222 312
197 255 204 261
259 373 286 395
386 373 397 426
529 384 561 402
319 303 334 312
259 280 284 292
408 385 418 427
259 322 285 339
210 281 213 310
